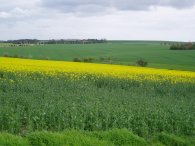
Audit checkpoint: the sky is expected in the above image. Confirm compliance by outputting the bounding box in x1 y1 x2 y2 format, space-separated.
0 0 195 41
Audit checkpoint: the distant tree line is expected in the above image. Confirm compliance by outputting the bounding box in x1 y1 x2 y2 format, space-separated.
170 42 195 50
7 39 39 44
6 39 107 45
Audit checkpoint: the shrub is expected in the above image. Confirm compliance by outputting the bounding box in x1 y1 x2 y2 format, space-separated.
136 59 148 67
73 58 82 62
83 58 88 62
99 57 113 64
87 57 94 62
99 57 105 62
83 57 94 63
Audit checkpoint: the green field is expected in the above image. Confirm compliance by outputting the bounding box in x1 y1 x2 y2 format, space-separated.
0 41 195 71
1 41 195 145
0 43 12 48
1 70 195 145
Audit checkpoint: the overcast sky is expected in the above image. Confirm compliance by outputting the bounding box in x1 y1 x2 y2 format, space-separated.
0 0 195 41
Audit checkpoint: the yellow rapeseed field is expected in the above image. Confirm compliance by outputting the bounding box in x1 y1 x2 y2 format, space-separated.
1 57 195 83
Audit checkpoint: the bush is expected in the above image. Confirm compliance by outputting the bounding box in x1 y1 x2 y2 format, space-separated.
136 59 148 67
73 58 82 62
73 57 94 63
83 57 94 63
99 57 113 64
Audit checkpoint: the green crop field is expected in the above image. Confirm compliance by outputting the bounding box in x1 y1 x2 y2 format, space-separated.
1 71 195 146
0 41 195 146
0 41 195 71
0 43 12 48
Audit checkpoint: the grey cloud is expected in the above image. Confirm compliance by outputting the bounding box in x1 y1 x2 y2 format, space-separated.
0 0 41 23
0 8 30 23
0 0 39 11
1 0 195 41
41 0 195 13
41 0 110 14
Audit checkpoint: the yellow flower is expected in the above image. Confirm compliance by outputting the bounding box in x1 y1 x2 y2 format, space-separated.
0 57 195 84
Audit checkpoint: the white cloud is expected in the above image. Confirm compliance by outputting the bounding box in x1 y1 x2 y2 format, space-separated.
0 0 195 41
0 0 40 10
0 11 10 18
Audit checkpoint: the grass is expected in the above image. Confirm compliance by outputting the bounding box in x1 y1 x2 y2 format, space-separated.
1 129 194 146
0 41 195 71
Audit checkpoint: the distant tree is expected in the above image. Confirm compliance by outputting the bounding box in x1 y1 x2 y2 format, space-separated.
136 59 148 67
73 58 82 62
170 42 195 50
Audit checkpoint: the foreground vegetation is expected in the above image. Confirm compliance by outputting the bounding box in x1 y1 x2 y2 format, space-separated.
1 129 194 146
1 41 195 71
0 57 195 145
